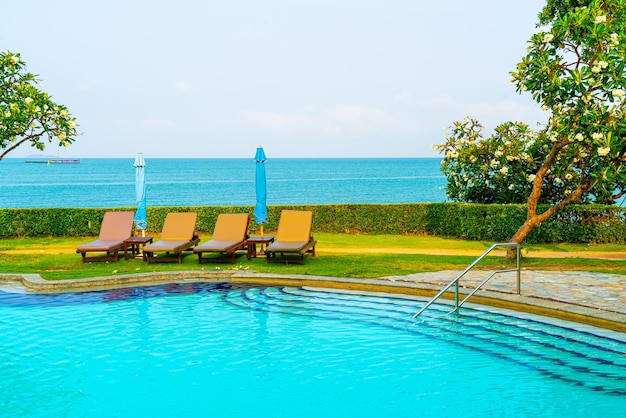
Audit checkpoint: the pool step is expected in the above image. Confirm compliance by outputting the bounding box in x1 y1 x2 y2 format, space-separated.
224 286 626 395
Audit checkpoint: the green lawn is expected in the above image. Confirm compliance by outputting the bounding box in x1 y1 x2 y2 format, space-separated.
0 233 624 281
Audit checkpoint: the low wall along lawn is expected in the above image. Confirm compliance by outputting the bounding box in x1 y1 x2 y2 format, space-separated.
0 203 624 244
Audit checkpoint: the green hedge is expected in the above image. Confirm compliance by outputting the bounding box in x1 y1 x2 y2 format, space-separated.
0 203 624 244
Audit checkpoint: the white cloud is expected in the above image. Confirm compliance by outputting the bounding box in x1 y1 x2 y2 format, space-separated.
461 99 548 127
393 91 413 104
241 105 392 136
418 94 456 107
241 110 314 133
142 118 175 129
326 105 392 126
174 81 192 94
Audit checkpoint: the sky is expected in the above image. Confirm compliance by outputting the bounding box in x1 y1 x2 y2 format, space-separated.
2 0 549 159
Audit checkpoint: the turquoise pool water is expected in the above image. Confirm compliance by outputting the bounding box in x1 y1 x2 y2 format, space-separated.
1 283 625 417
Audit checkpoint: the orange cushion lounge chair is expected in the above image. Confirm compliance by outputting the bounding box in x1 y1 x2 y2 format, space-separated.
76 211 135 262
143 212 200 263
193 213 250 264
266 210 316 264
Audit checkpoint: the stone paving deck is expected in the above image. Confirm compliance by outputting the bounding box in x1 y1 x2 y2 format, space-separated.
382 269 626 315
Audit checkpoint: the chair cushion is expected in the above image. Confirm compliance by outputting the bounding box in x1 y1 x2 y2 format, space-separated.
194 239 242 252
77 240 124 252
276 210 312 242
161 213 197 240
212 214 249 241
266 240 312 253
98 211 135 241
144 240 195 253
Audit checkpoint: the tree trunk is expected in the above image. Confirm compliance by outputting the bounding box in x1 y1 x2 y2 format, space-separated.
506 182 588 258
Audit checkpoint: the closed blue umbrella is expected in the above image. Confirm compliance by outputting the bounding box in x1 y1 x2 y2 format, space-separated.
133 152 147 234
254 146 268 237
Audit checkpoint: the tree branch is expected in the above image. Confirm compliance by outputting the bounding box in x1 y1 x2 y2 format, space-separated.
0 132 41 160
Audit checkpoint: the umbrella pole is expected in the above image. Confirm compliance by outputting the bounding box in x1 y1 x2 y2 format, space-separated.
260 224 265 254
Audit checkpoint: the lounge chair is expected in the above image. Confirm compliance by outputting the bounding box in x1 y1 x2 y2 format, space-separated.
266 210 316 264
193 213 250 264
76 211 135 262
143 212 200 263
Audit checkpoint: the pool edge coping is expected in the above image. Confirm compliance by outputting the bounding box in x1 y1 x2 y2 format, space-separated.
1 271 625 334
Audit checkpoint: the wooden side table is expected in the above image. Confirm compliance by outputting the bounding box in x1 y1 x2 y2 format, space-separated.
246 236 275 259
123 236 153 260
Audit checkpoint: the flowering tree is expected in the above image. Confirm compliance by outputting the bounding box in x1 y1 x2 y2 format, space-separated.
0 51 77 160
436 0 626 245
436 118 559 205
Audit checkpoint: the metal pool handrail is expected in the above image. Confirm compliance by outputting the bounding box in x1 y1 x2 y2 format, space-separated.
412 242 521 318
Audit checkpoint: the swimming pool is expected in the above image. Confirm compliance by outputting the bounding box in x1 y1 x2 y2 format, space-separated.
1 282 625 417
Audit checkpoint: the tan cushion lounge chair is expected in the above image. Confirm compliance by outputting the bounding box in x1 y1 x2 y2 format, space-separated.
266 210 316 264
143 212 200 263
76 211 135 262
193 213 250 264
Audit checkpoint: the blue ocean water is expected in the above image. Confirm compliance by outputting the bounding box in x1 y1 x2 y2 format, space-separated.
0 158 446 208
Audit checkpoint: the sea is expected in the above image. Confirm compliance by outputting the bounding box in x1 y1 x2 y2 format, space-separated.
0 158 447 209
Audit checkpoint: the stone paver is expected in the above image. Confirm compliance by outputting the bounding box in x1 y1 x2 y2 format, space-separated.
382 269 626 314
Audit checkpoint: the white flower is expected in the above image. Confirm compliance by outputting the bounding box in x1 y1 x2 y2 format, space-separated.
544 33 554 43
24 97 33 105
9 55 19 65
611 33 620 46
595 15 607 24
554 177 562 184
592 132 603 140
508 184 515 190
527 174 536 183
613 89 625 98
575 133 585 142
591 65 602 74
599 61 608 69
499 167 509 176
494 150 504 158
598 147 610 156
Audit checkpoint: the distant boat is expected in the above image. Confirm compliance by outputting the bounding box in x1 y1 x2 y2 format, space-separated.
25 159 81 164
